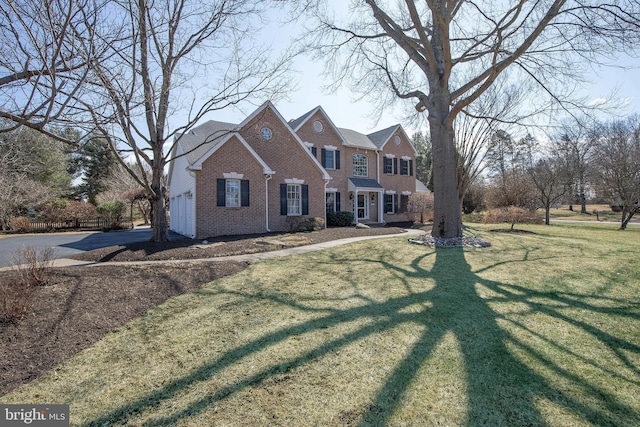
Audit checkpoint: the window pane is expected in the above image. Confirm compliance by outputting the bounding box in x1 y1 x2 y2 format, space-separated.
287 184 301 215
326 193 335 213
353 154 368 177
226 180 240 207
325 151 335 169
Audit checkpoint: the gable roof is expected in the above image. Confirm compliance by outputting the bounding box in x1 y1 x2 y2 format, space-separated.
175 120 238 166
239 101 331 180
337 128 379 150
289 106 347 146
190 132 275 175
367 124 419 156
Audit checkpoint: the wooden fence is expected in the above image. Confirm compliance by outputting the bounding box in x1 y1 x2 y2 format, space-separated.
25 217 133 232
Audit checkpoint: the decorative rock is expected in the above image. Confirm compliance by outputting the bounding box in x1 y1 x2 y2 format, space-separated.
408 234 491 248
355 223 371 229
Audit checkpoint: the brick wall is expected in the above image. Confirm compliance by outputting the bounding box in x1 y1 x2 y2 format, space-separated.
239 107 327 232
195 136 267 238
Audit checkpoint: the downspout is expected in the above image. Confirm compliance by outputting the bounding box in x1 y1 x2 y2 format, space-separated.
265 174 272 232
324 179 330 229
376 150 381 224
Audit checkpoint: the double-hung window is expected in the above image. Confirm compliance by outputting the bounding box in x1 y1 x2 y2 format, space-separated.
321 148 340 170
217 178 249 207
280 182 309 216
225 179 240 207
287 184 301 216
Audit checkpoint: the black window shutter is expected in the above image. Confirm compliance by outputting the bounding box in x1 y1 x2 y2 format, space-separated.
383 157 389 173
311 147 317 158
409 160 414 176
321 148 327 167
280 184 288 215
217 179 226 207
241 180 250 207
394 194 399 213
302 185 309 215
336 192 341 211
393 158 398 175
336 150 341 169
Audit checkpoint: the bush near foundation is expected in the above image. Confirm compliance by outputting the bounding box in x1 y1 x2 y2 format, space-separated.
327 211 354 227
287 216 325 232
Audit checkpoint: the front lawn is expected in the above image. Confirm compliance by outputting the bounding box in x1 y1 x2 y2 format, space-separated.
2 223 639 426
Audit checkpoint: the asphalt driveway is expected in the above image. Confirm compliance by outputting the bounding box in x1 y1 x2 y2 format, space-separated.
0 227 187 267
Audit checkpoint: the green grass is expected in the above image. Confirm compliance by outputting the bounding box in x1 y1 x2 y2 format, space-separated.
2 223 640 426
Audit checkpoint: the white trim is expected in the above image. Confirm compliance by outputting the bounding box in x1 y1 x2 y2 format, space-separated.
385 190 397 195
401 155 412 161
190 133 275 175
285 178 305 184
326 187 338 192
402 191 412 196
239 101 331 180
385 153 396 158
223 172 244 179
304 141 314 148
290 105 349 147
323 144 338 151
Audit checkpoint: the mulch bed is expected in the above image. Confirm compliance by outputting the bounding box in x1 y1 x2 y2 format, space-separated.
0 226 410 396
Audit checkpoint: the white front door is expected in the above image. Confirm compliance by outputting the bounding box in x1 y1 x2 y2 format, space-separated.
357 193 369 220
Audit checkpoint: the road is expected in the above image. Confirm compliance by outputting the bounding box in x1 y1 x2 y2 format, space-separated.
0 227 187 267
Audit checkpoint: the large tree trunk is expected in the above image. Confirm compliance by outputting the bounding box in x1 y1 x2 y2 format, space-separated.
429 101 462 239
150 155 169 242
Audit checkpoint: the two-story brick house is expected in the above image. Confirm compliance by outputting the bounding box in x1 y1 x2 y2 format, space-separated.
290 106 419 225
167 102 420 238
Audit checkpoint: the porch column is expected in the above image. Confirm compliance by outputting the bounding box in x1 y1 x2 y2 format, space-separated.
378 189 384 224
354 190 359 224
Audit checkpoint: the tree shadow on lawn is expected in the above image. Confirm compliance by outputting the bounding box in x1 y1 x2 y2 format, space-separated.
85 247 640 426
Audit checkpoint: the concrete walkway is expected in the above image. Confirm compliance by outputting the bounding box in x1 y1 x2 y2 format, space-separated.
0 229 424 271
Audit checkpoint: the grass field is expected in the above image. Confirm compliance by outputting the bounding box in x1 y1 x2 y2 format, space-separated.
2 223 639 426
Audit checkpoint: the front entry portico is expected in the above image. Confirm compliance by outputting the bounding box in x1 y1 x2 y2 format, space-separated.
348 178 384 224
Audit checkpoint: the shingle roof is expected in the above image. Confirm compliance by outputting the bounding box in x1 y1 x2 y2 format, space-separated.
177 120 237 165
288 109 316 131
337 128 378 150
348 178 384 190
367 125 399 149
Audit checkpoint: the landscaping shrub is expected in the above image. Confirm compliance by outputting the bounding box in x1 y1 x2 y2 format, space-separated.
0 273 34 322
327 211 354 227
12 246 55 287
10 216 31 232
286 216 325 232
1 246 55 322
483 206 544 230
97 200 125 230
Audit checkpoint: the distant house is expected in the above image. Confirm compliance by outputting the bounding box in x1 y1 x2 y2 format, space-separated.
167 101 422 239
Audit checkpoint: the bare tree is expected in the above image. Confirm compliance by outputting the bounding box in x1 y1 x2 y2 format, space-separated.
594 115 640 230
529 157 571 225
0 0 94 142
300 0 640 239
0 173 49 230
551 119 599 214
455 82 526 210
70 0 293 241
